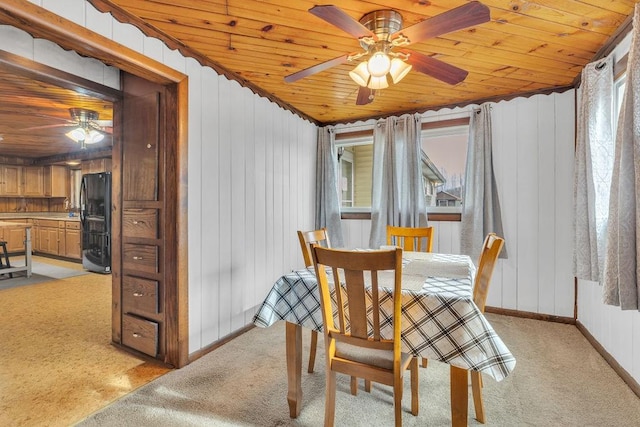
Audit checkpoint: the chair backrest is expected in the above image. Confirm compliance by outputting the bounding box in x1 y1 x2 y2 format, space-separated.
473 233 505 313
311 246 404 360
386 225 434 252
297 228 331 267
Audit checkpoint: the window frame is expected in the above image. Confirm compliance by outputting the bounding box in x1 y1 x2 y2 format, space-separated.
336 118 469 222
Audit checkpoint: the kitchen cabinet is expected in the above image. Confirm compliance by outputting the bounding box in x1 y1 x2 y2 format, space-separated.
0 165 23 196
82 158 112 174
64 221 81 259
23 166 44 196
0 219 28 253
36 219 61 255
44 165 68 197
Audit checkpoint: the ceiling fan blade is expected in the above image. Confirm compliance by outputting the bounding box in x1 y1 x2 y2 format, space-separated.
284 54 350 83
393 2 490 45
16 123 75 132
404 50 468 85
356 86 374 105
309 5 376 39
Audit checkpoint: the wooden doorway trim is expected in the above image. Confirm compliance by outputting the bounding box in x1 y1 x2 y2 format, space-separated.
0 0 189 368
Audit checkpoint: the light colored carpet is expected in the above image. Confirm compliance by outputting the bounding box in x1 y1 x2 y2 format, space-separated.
77 313 640 426
0 264 170 427
0 260 89 290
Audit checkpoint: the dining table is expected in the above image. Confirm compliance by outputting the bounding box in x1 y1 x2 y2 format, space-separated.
253 250 516 426
0 221 32 278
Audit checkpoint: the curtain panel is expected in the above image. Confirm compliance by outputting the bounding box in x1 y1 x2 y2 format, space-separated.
573 56 614 283
315 126 345 248
460 104 507 263
603 4 640 311
369 113 428 248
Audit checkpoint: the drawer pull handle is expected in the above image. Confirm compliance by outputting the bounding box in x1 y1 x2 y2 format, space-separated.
133 292 143 297
133 256 143 260
132 220 145 225
132 333 141 338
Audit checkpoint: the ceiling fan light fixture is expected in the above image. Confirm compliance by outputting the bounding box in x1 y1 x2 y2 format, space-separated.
65 127 86 143
389 58 412 84
349 61 371 86
65 127 104 145
367 51 391 77
85 129 104 144
367 75 389 90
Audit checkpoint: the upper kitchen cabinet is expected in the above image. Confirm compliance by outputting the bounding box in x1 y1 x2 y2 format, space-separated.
0 165 23 196
44 165 68 198
23 166 44 196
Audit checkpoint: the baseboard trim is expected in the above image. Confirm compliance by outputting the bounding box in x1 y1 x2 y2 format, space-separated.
188 324 255 363
576 321 640 399
485 306 576 324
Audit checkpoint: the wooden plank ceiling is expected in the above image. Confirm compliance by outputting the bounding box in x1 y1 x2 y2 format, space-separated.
0 0 636 161
0 66 113 160
89 0 637 124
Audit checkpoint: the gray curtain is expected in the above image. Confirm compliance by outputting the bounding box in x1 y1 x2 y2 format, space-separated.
603 4 640 310
460 104 507 262
573 56 614 283
369 113 428 248
315 126 344 248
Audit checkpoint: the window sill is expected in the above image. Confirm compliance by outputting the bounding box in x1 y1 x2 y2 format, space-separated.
340 211 461 222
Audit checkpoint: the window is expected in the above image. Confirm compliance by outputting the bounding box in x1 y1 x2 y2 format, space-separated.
335 118 469 215
421 119 469 212
614 73 626 134
336 134 373 210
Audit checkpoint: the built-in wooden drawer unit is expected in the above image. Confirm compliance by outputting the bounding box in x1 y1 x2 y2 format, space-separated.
123 209 158 239
122 314 158 357
123 276 159 316
65 221 80 230
123 244 158 274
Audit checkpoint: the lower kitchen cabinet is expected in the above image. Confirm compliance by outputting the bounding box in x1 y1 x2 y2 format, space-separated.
0 219 28 253
64 222 81 259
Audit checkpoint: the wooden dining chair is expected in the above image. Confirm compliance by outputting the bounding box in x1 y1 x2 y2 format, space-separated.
386 224 433 367
469 232 505 424
386 225 434 253
310 245 419 427
296 228 331 373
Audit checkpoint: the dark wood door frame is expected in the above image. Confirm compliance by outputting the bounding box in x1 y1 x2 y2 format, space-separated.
0 0 189 368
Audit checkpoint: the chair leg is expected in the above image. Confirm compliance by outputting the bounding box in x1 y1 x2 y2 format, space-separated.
325 371 337 427
410 357 419 416
350 376 358 395
471 371 486 423
308 330 318 373
421 357 428 368
364 379 371 392
393 373 404 427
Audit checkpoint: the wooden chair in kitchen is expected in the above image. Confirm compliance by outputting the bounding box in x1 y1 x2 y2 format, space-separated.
469 232 505 423
386 224 433 367
386 225 434 253
0 241 12 278
310 245 419 427
296 228 331 373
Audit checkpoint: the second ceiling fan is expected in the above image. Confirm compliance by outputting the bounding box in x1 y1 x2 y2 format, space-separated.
284 2 490 105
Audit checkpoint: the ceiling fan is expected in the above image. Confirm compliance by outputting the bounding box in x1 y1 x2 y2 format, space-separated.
284 2 490 105
20 107 112 146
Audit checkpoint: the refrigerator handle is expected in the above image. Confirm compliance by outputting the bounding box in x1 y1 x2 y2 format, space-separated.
80 177 86 224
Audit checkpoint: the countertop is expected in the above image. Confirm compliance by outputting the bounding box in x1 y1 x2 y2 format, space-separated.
0 213 80 221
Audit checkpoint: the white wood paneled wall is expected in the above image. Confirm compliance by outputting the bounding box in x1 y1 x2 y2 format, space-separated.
12 0 318 354
342 90 576 318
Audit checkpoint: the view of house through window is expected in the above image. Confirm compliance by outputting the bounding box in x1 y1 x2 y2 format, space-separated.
421 122 469 210
336 119 469 212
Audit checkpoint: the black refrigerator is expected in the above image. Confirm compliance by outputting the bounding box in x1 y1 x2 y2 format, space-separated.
80 172 112 274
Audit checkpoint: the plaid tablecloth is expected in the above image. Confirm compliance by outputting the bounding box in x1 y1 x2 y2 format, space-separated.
253 252 516 381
